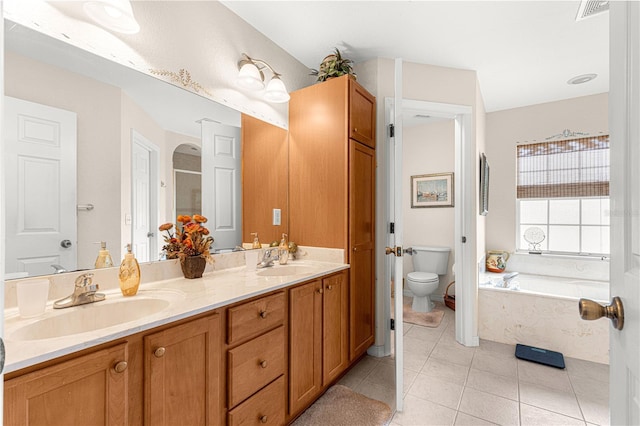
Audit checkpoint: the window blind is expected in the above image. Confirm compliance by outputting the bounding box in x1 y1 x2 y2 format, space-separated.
516 135 610 199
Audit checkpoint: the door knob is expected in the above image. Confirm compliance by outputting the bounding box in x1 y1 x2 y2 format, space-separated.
579 297 624 330
385 246 402 256
60 239 72 248
147 232 154 238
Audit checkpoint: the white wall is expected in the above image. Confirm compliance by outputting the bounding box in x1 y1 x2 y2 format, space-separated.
485 93 609 253
402 120 455 297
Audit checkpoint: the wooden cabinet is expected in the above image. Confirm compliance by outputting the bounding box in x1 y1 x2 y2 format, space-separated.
228 376 285 426
5 343 129 426
145 314 222 426
289 75 376 361
289 271 349 418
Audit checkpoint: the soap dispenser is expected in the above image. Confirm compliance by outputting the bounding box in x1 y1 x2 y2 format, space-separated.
251 232 261 249
94 241 114 269
278 233 289 265
118 244 140 296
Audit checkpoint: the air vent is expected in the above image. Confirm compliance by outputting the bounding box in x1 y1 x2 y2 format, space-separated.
576 0 609 21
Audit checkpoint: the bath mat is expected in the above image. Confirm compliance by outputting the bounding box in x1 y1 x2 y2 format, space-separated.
515 344 566 369
292 384 392 426
402 301 445 328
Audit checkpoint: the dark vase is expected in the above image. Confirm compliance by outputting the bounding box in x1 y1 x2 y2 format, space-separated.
180 255 206 279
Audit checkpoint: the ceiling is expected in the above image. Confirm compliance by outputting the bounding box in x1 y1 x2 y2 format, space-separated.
221 1 609 113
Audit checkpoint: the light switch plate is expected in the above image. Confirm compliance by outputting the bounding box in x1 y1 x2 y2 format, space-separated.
273 208 281 226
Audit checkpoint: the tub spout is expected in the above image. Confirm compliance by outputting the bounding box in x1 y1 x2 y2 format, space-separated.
503 272 519 287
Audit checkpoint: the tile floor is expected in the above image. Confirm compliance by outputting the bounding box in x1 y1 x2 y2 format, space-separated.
338 303 610 426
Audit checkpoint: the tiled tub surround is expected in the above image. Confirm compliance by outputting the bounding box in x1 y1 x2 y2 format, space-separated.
479 272 610 364
4 247 346 373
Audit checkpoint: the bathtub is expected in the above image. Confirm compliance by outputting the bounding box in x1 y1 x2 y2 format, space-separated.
478 272 610 364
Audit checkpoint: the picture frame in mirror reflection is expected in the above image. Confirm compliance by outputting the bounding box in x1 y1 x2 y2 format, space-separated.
410 172 454 208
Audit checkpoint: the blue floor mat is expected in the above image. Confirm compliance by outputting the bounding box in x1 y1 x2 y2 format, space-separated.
515 344 565 369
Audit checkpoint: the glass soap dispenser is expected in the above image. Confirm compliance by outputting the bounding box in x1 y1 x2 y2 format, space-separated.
119 244 140 296
94 241 114 269
278 233 289 265
251 232 261 249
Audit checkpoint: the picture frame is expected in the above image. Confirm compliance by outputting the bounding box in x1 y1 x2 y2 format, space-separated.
480 153 490 216
411 172 454 208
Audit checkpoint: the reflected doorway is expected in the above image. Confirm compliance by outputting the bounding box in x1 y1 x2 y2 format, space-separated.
173 143 202 219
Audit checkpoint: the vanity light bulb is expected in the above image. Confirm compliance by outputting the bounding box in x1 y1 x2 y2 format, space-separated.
264 76 290 103
83 0 140 34
237 63 265 91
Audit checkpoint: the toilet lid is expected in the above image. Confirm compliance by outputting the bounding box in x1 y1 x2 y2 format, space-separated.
407 272 439 283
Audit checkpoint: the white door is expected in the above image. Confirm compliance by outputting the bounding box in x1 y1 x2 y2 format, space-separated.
201 121 241 252
608 2 640 424
131 130 159 263
4 96 77 277
392 58 405 412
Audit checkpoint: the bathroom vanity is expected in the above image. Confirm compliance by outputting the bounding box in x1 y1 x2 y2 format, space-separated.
3 261 362 425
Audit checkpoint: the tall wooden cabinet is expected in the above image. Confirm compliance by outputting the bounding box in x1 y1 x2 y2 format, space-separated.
289 75 376 360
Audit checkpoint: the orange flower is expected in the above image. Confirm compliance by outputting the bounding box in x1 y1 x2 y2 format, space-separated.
202 228 210 235
177 215 192 224
159 223 173 231
193 214 208 223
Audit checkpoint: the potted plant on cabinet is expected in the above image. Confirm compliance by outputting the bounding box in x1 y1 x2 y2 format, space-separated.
310 48 357 82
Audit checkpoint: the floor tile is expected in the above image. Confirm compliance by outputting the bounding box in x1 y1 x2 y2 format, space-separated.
404 324 414 335
520 403 586 425
402 349 430 372
471 350 518 378
408 373 464 410
458 387 520 425
363 362 418 395
421 357 469 386
353 379 397 412
405 324 445 342
517 359 573 392
565 357 609 384
576 394 610 426
392 394 457 426
346 355 380 380
570 374 610 400
519 381 583 419
404 335 437 357
337 369 364 390
453 412 497 426
466 368 519 401
430 341 476 367
477 339 516 359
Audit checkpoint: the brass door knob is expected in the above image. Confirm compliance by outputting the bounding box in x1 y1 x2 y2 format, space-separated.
579 297 624 330
113 361 128 373
259 415 268 423
154 347 166 358
259 359 268 368
259 310 267 319
385 247 395 255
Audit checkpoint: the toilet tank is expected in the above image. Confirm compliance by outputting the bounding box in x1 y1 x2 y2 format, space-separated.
411 246 451 275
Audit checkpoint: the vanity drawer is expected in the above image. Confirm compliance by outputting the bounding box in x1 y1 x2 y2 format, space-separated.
227 376 285 426
228 326 285 408
227 291 285 345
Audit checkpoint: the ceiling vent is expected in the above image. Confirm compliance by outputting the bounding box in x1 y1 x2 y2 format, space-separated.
576 0 609 22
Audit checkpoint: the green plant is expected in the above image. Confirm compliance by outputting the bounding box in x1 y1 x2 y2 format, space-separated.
310 48 356 82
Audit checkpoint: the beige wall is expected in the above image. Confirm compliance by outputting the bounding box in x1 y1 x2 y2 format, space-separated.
403 120 456 296
485 93 609 253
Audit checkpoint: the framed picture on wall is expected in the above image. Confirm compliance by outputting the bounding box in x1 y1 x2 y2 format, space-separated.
411 172 454 208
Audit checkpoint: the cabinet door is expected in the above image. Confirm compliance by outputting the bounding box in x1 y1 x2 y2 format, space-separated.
349 80 376 149
322 271 349 385
145 314 222 426
349 141 376 360
288 280 322 417
5 343 128 426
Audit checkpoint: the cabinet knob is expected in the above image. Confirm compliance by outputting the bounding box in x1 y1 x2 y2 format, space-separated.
259 310 267 319
353 247 357 252
259 415 268 424
113 361 128 373
154 347 166 358
354 128 358 133
259 359 268 369
327 284 333 290
317 288 324 294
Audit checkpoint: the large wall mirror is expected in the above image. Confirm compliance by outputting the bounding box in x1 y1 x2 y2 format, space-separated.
4 20 289 279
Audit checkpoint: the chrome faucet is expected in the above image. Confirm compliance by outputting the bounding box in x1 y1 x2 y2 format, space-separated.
502 272 520 288
53 273 106 309
51 264 68 274
257 248 279 268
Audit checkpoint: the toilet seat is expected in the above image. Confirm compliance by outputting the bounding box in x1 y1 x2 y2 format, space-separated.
407 271 439 283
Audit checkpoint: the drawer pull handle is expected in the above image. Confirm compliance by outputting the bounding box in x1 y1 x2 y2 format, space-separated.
154 347 166 358
259 359 268 368
113 361 128 373
259 310 268 319
260 415 268 423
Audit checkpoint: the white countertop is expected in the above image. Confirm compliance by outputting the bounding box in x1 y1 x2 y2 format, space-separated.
4 260 349 374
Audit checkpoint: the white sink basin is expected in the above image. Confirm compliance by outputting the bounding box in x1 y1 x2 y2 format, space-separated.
10 292 181 341
257 266 313 277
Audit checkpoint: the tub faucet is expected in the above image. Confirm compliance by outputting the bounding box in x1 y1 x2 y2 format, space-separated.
257 248 279 268
51 264 68 274
53 273 106 309
502 272 519 288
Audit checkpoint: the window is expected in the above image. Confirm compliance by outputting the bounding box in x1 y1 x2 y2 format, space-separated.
516 135 610 255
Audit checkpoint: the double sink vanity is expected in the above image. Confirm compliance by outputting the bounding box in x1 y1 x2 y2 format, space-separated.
4 255 360 425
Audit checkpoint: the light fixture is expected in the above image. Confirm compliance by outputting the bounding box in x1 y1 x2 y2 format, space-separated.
237 53 290 103
567 73 597 85
83 0 141 34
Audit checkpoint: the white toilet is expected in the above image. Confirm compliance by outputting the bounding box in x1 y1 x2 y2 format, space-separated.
407 246 451 313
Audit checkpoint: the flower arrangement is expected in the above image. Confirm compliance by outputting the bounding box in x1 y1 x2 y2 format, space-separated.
159 214 214 263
